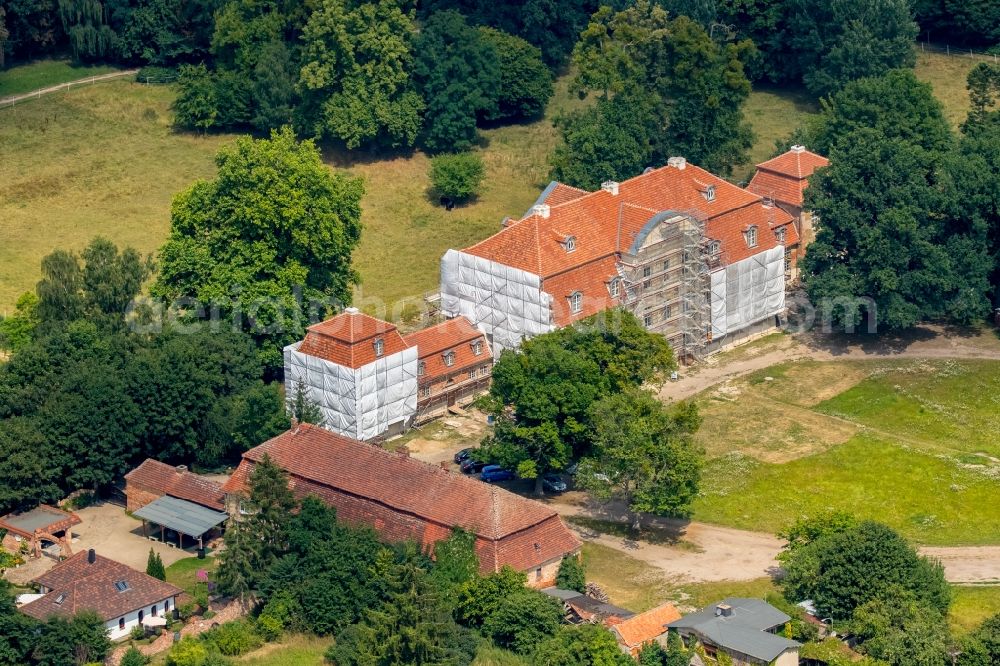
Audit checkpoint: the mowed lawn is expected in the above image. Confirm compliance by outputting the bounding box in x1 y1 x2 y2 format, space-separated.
0 59 120 98
692 359 1000 545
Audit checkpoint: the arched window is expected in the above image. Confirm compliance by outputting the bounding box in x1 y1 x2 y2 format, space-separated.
565 236 576 252
119 617 125 631
138 610 144 623
152 605 158 617
569 292 583 314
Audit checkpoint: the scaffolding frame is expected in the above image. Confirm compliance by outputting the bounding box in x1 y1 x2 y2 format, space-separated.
616 210 712 363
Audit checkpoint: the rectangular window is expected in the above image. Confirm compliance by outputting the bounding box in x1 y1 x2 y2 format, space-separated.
663 259 670 272
776 226 786 243
746 227 758 248
469 370 476 381
420 386 431 398
643 314 652 327
417 360 425 376
785 249 792 272
535 568 542 581
708 241 720 256
472 340 482 356
664 304 672 320
609 279 620 298
570 292 583 314
444 352 455 367
643 266 652 278
373 338 384 357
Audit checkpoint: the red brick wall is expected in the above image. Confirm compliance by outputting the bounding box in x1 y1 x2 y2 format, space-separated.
125 482 163 513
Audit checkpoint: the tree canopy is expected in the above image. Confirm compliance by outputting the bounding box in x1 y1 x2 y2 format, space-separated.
781 520 951 621
153 127 364 371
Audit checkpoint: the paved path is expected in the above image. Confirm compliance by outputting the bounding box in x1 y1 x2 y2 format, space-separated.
0 69 138 107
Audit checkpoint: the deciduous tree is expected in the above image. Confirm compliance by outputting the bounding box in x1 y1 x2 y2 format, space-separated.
578 390 702 529
532 623 633 665
959 612 1000 666
849 587 951 666
781 520 950 621
413 10 499 153
298 0 423 149
478 27 552 120
430 152 486 203
153 128 364 370
555 555 585 593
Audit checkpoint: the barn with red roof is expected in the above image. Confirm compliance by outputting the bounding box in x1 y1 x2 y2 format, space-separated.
222 424 580 587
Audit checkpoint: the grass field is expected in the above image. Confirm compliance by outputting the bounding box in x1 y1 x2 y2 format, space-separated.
164 555 218 596
0 59 120 98
0 50 982 315
692 359 1000 545
950 586 1000 636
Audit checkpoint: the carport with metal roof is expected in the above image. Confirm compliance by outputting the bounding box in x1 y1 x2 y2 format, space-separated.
133 495 228 550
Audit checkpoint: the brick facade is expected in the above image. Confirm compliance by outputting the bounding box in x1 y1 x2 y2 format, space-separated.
124 482 163 513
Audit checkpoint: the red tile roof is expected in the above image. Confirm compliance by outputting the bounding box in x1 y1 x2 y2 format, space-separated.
402 317 492 384
748 147 829 208
462 159 794 306
222 425 580 574
125 459 225 511
22 551 181 622
613 603 683 654
540 182 590 207
297 308 409 369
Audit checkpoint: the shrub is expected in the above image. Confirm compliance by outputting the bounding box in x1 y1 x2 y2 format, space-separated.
204 620 263 656
120 647 147 666
166 638 208 666
430 152 486 203
556 555 585 593
256 614 283 642
130 624 146 641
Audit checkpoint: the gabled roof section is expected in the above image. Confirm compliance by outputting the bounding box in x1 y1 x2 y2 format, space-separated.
754 146 829 179
614 603 683 650
462 157 793 281
402 317 492 383
667 598 800 663
23 552 181 622
529 181 590 213
297 308 409 369
221 425 572 542
748 146 829 208
125 459 225 511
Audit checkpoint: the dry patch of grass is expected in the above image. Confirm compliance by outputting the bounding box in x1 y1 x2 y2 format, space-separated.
913 49 979 129
0 81 228 313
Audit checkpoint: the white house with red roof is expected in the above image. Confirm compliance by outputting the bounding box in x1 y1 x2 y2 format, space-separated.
441 156 800 358
284 309 493 440
284 308 419 440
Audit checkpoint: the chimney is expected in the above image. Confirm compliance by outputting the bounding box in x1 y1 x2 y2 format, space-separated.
601 180 619 196
175 464 188 473
501 216 514 228
87 549 96 564
715 603 733 617
344 306 360 314
290 416 299 429
531 204 550 219
667 156 687 170
790 145 806 153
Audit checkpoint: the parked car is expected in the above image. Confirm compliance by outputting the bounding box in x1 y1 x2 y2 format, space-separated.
542 474 567 493
454 447 475 464
460 458 488 474
480 465 515 483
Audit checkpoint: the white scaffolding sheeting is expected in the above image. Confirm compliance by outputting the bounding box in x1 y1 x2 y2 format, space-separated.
710 246 785 338
284 343 418 441
440 249 554 353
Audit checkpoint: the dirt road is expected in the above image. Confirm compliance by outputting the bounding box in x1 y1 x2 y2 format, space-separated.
550 493 1000 585
660 324 1000 402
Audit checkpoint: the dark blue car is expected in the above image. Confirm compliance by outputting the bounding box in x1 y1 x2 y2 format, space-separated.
480 465 515 483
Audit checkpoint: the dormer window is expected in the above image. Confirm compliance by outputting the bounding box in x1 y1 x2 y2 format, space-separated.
472 340 482 356
708 240 721 256
418 360 426 376
564 236 576 252
609 278 620 298
55 593 67 605
114 580 130 592
373 338 384 357
569 291 583 314
704 185 716 202
745 226 758 248
443 351 455 367
775 226 786 243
